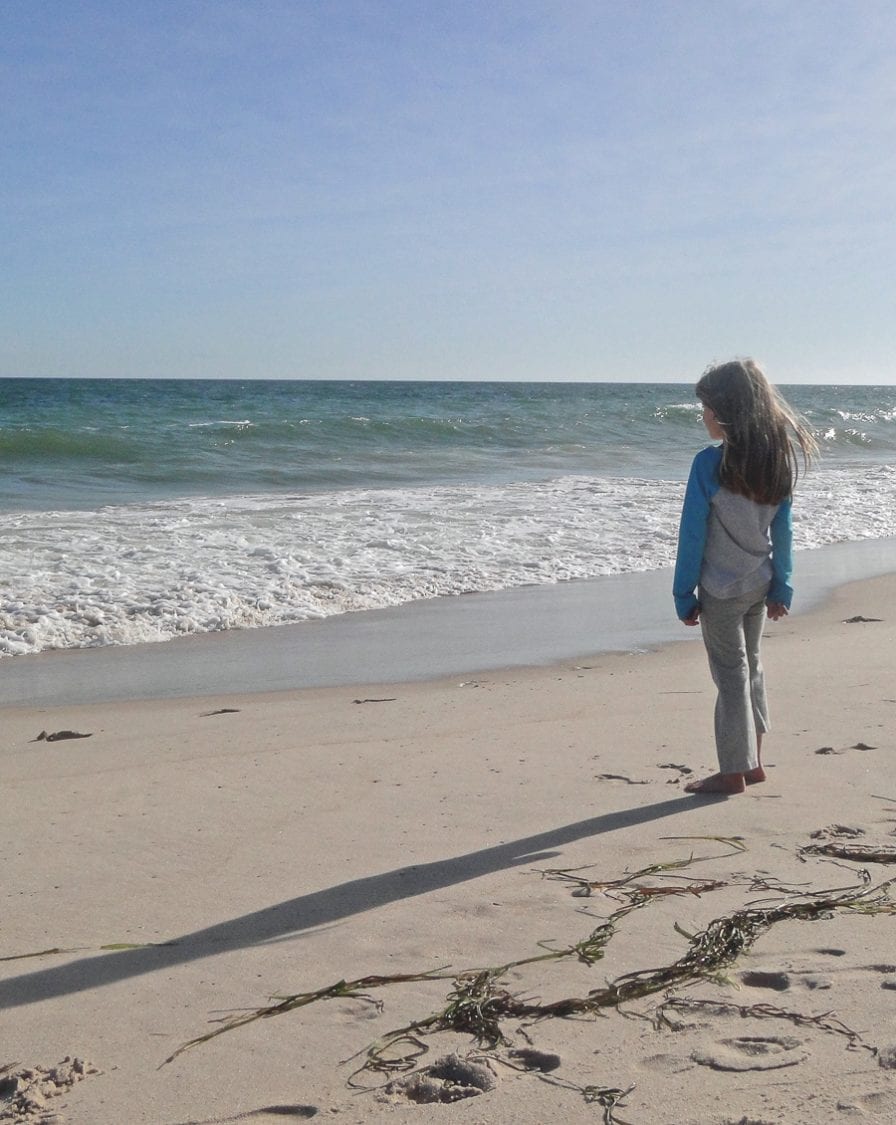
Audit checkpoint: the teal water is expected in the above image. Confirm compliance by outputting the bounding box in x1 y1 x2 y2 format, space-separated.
3 378 894 511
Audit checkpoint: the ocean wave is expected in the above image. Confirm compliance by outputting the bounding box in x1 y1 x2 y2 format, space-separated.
0 427 143 463
834 408 896 424
653 402 702 421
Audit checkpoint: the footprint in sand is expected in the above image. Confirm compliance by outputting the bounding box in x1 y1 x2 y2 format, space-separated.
739 968 833 991
506 1048 561 1072
720 1119 777 1125
739 969 791 991
799 973 833 990
691 1036 809 1071
382 1054 496 1104
0 1057 100 1122
838 1090 896 1114
877 1045 896 1069
810 824 866 839
639 1052 695 1075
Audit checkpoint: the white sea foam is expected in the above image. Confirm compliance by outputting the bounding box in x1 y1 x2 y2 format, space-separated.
1 466 894 657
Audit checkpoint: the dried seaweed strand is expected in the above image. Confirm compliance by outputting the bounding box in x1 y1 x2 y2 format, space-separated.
536 1073 636 1124
0 939 178 962
348 912 634 1084
164 902 636 1071
603 876 896 1004
801 842 896 863
162 971 447 1065
348 875 896 1080
542 836 744 898
165 866 896 1079
659 834 748 857
0 946 82 962
654 996 872 1054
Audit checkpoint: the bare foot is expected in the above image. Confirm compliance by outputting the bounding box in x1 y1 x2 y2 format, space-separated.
684 772 746 795
685 767 767 794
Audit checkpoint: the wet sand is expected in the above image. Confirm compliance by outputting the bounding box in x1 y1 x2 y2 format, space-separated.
5 536 896 709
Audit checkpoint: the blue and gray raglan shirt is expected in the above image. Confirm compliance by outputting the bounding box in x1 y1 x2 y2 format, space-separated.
673 444 793 621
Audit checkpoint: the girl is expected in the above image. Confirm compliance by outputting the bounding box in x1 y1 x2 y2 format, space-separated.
673 359 817 795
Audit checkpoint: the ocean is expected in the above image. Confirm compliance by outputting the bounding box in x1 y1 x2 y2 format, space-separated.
1 378 895 660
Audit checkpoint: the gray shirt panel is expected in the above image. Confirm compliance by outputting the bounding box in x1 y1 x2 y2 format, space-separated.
700 488 780 600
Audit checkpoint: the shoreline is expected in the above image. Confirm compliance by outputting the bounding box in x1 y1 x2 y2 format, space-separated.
3 535 896 709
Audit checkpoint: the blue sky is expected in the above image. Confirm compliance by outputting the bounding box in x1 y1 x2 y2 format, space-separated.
3 1 895 383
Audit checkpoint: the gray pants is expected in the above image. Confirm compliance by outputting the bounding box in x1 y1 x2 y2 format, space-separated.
698 585 770 775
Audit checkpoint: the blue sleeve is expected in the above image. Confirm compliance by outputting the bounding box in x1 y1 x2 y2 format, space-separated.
768 498 793 607
672 447 720 620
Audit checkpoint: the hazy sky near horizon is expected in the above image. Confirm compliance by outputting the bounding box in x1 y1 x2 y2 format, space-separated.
3 1 895 384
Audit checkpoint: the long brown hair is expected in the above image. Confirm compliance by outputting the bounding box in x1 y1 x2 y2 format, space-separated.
696 359 818 505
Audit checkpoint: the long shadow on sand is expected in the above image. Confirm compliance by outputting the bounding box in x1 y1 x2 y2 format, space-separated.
1 794 718 1010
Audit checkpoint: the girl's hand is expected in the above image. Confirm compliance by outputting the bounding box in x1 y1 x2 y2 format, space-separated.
766 602 789 621
682 608 701 626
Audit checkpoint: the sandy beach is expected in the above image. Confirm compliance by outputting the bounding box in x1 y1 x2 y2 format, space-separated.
2 572 895 1124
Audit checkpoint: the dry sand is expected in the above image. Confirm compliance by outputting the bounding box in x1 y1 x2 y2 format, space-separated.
2 574 895 1124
